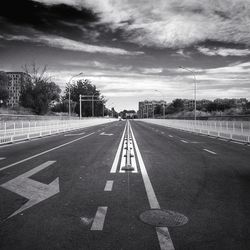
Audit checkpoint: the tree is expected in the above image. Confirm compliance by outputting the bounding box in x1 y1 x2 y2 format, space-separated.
20 63 61 114
0 71 9 106
172 99 184 112
64 79 105 117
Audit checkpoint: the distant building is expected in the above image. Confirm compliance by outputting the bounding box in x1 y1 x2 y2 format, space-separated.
6 72 31 107
138 100 166 118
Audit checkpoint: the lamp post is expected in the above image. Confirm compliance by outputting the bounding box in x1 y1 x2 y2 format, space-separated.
154 90 166 119
179 66 197 122
68 72 83 117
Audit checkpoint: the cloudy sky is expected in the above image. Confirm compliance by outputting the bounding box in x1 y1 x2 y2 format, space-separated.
0 0 250 111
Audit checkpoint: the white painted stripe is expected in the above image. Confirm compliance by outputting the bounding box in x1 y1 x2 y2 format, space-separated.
156 227 175 250
130 123 175 250
119 121 138 173
231 141 244 145
104 180 113 191
0 133 95 172
168 135 173 138
110 123 127 173
91 206 108 231
203 149 217 155
64 132 85 136
130 125 160 209
180 140 188 143
0 157 6 161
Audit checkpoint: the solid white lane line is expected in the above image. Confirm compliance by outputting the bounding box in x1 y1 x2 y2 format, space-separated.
0 133 95 172
119 137 127 172
130 126 160 209
130 124 174 250
110 123 127 173
203 149 217 155
104 180 113 191
0 157 6 161
180 140 188 143
168 135 173 138
91 206 108 231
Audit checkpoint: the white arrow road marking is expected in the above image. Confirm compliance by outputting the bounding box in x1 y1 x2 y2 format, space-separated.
1 161 59 218
100 132 113 136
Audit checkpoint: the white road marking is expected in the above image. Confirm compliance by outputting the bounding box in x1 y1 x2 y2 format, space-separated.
168 135 173 138
64 132 85 136
104 180 113 191
0 157 6 161
91 206 108 231
203 149 217 155
156 227 175 250
1 161 59 218
180 140 188 143
119 122 138 173
130 123 175 250
231 141 245 145
110 124 127 173
0 133 94 172
100 132 113 136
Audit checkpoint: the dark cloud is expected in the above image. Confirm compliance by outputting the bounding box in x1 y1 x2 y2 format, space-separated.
0 0 98 39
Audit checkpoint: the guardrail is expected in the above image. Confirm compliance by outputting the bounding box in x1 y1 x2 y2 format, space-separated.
0 118 114 145
138 119 250 143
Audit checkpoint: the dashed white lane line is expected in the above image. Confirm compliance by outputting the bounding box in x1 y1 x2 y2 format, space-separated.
203 149 217 155
104 180 113 191
231 141 245 145
91 206 108 231
180 140 188 143
130 123 175 250
0 133 95 172
0 157 6 161
110 123 127 173
168 135 173 138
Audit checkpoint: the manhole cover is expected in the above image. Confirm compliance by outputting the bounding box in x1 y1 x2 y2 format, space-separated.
139 209 188 227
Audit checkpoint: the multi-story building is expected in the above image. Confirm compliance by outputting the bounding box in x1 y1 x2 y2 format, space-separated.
6 72 31 107
138 100 166 118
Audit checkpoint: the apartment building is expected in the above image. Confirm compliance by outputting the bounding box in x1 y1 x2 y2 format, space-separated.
138 100 166 118
6 72 31 107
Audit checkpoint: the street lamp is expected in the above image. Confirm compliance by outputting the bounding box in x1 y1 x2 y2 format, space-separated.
179 66 197 122
154 90 166 119
68 72 83 117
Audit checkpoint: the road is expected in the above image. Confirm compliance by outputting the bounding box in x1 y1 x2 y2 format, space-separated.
0 120 250 250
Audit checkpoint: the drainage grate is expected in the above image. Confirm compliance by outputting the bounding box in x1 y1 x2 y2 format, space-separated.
139 209 188 227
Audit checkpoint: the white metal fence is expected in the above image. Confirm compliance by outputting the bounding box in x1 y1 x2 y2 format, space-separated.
0 118 114 145
139 119 250 143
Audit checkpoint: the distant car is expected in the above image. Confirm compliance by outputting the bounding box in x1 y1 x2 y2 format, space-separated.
118 116 122 121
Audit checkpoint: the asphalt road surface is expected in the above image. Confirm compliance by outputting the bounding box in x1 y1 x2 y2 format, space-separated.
0 120 250 250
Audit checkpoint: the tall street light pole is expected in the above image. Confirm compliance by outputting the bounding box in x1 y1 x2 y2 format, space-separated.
68 72 83 117
179 66 197 122
154 90 166 119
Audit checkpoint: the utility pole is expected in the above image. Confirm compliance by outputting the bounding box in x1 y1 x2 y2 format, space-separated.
68 72 83 117
179 66 197 122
